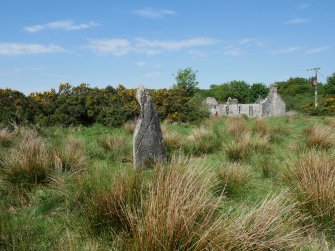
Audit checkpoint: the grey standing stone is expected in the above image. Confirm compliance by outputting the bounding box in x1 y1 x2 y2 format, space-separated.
133 86 166 168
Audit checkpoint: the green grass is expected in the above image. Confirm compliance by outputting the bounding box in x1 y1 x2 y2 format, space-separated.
0 116 333 250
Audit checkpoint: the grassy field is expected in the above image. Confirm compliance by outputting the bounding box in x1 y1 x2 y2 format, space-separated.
0 115 335 250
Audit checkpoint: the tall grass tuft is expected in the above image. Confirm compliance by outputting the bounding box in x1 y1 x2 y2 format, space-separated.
119 155 224 250
304 125 335 150
186 126 215 155
220 192 307 250
162 129 183 152
214 162 252 197
0 128 52 187
224 133 252 161
284 151 335 231
255 154 277 178
252 118 268 137
251 135 272 154
227 117 247 137
54 136 86 173
0 128 13 147
98 134 131 162
89 171 145 234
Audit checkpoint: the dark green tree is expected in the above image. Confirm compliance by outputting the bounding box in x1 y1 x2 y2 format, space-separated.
325 73 335 95
249 83 269 102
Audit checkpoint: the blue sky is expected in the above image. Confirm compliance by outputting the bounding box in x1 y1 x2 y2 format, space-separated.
0 0 334 94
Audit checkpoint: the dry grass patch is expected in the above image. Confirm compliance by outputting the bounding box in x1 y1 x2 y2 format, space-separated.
220 192 308 250
224 133 252 161
225 133 272 161
214 162 252 197
162 129 183 152
324 117 335 128
119 155 224 250
304 125 335 150
186 126 215 154
252 135 272 153
123 120 137 134
227 117 247 137
0 129 52 187
252 118 268 137
284 151 335 231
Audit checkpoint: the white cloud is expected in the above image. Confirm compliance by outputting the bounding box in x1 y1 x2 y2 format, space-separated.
306 46 331 54
24 20 99 32
87 37 218 56
0 43 64 55
87 39 133 56
271 47 301 54
285 18 308 24
134 8 176 18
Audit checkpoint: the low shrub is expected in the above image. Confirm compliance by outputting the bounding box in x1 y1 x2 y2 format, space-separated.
214 162 252 197
304 125 335 150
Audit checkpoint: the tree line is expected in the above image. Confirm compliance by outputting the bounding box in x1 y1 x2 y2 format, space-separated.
1 69 334 127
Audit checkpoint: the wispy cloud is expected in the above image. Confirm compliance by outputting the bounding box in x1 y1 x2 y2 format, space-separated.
135 61 161 68
271 47 301 54
285 18 308 24
136 61 146 67
224 48 245 56
0 43 64 55
306 46 331 54
87 37 218 56
188 50 207 59
223 38 264 56
134 8 176 18
24 20 99 32
135 37 217 50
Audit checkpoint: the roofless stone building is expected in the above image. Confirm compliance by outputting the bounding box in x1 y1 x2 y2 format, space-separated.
204 84 286 117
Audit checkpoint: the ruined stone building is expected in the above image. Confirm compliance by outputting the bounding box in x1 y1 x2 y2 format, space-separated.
204 84 286 117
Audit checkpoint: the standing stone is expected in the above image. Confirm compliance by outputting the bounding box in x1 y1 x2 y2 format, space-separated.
133 86 166 168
